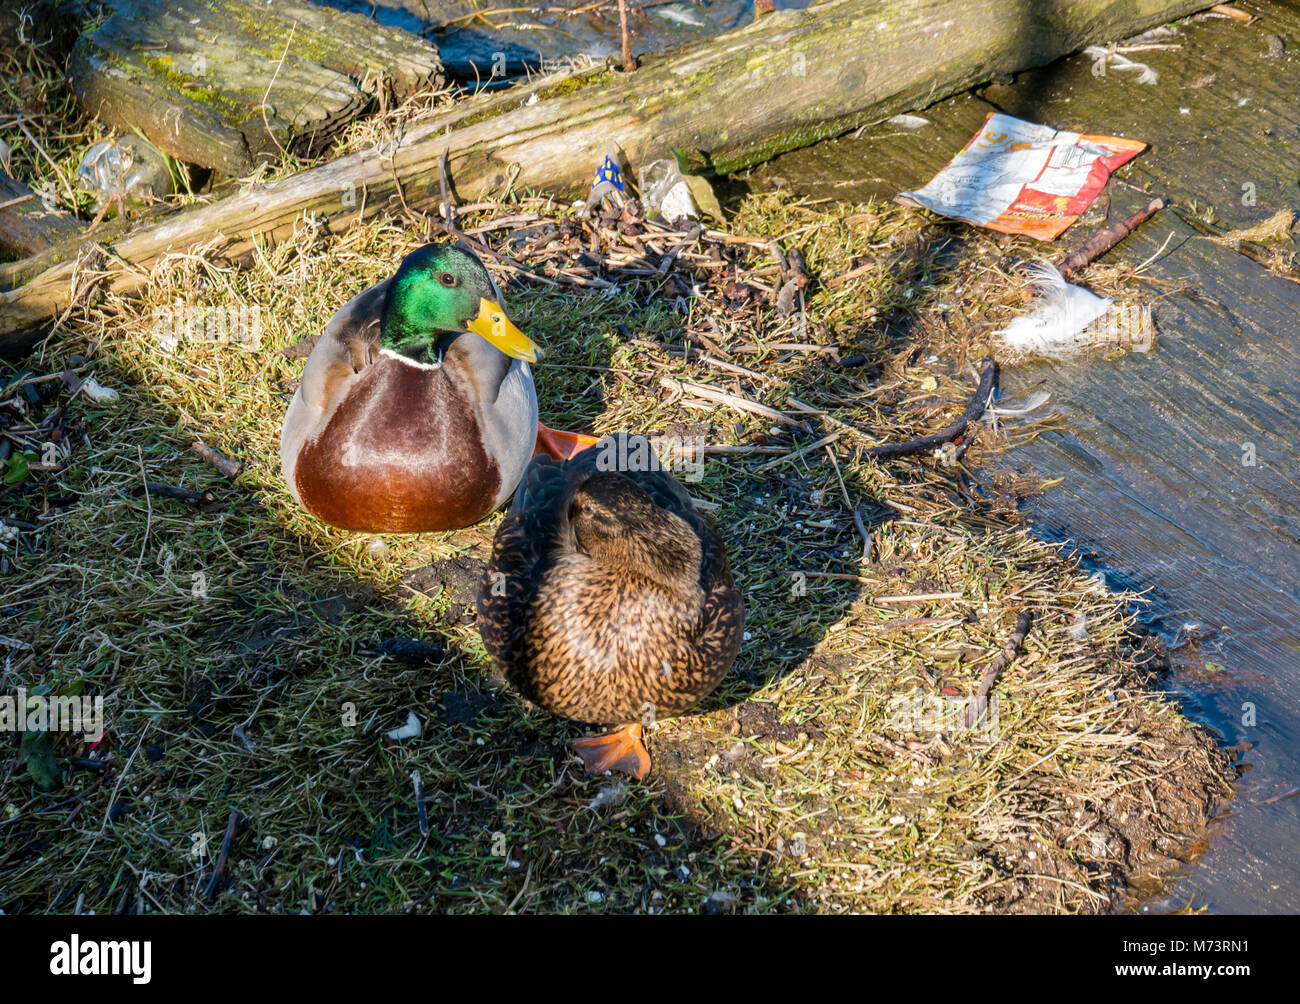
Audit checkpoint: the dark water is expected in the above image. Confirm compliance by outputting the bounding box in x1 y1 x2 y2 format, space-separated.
319 0 759 79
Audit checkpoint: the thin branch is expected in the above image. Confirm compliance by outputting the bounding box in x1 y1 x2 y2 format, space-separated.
866 358 997 460
967 609 1034 726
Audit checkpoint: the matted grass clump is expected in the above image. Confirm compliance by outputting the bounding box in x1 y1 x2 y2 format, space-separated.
0 189 1229 914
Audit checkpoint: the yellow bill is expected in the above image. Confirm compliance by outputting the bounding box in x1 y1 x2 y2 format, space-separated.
466 297 541 362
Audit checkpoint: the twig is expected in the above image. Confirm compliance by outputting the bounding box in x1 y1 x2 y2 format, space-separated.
876 592 964 604
0 364 88 398
503 862 533 914
1058 197 1165 278
1114 43 1182 53
618 0 634 72
826 259 877 288
1208 3 1255 22
411 770 429 838
663 377 813 432
68 727 150 879
437 147 526 270
14 115 76 205
137 481 217 506
191 440 242 480
753 431 840 472
865 359 997 460
967 609 1033 726
824 445 872 563
203 810 243 900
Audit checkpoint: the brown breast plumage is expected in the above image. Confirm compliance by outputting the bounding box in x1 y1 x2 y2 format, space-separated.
294 356 500 532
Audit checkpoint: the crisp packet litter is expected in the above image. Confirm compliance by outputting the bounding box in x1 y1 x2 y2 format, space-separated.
897 112 1146 240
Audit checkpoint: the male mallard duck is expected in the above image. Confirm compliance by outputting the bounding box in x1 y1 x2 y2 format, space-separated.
477 435 744 778
281 242 595 532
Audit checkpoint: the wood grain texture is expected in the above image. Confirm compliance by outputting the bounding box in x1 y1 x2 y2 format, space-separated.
2 0 1211 348
0 173 83 257
69 0 444 176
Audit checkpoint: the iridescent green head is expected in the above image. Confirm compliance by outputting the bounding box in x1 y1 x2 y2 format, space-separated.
380 243 538 364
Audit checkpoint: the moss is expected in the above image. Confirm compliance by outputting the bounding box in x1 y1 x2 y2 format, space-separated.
532 68 615 102
135 52 248 128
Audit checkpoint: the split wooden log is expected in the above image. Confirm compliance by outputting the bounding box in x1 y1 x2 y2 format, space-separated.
0 173 83 257
2 0 1214 350
70 0 444 176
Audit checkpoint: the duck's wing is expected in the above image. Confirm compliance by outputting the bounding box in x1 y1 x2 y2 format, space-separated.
296 278 389 414
479 455 579 673
281 278 390 498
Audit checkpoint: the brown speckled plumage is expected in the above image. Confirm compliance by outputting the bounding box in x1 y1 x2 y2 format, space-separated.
477 439 744 725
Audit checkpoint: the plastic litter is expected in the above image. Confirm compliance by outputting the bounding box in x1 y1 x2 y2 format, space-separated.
385 711 422 741
639 157 698 223
79 377 121 404
76 135 174 216
897 112 1145 240
582 143 631 216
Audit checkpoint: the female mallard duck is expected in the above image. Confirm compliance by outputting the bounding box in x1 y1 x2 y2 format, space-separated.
477 435 744 778
281 242 595 532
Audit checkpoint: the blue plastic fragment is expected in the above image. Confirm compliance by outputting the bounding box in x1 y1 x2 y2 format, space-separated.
592 155 624 193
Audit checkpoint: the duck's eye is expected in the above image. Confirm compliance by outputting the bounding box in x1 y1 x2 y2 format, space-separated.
438 272 457 287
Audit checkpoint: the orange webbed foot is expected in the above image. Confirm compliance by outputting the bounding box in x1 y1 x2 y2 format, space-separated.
535 423 601 461
571 722 651 780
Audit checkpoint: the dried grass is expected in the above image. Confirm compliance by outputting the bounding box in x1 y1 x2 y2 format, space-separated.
0 186 1230 914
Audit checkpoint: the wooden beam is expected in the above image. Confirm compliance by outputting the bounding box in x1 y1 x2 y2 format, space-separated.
69 0 444 176
2 0 1213 350
0 173 83 257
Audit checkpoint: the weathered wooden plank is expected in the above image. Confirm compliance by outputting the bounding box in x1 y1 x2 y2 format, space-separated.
3 0 1213 348
69 0 444 176
0 173 84 258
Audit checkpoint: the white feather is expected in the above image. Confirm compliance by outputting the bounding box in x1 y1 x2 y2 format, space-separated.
987 389 1051 418
1083 46 1159 85
996 261 1111 357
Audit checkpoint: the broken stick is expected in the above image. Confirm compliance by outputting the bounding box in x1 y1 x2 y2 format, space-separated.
866 358 997 461
1058 196 1166 278
203 809 243 899
192 440 242 480
618 0 634 73
967 609 1033 726
137 481 217 506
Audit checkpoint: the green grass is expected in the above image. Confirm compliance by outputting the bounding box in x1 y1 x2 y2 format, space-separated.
0 192 1229 914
